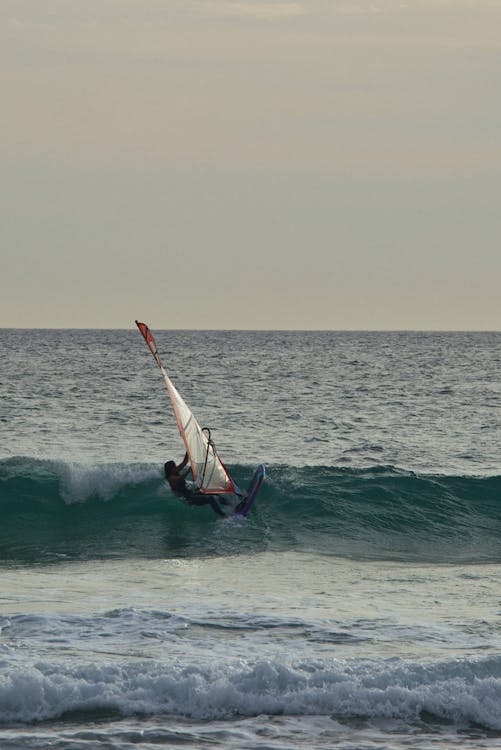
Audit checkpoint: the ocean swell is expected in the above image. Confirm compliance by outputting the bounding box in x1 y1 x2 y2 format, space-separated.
1 457 501 565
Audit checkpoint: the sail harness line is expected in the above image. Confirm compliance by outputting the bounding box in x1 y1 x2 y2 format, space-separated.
135 321 240 496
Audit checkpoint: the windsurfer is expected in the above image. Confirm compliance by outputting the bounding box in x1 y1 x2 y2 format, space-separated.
164 453 228 517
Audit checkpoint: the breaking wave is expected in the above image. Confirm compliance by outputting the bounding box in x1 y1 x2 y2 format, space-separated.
1 456 501 565
0 643 501 730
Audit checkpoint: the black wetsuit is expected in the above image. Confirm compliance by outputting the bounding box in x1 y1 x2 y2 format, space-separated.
170 476 227 517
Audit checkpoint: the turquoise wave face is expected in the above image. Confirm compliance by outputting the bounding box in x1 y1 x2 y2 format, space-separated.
2 457 501 565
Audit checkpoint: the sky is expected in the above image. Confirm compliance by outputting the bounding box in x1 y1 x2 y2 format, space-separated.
1 0 500 330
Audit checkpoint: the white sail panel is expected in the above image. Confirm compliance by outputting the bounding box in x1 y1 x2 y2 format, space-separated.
161 367 235 493
136 321 237 495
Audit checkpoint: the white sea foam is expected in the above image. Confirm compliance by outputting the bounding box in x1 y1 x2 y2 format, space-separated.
1 655 501 728
56 460 160 503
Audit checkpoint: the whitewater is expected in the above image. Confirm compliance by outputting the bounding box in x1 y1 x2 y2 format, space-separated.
1 329 501 749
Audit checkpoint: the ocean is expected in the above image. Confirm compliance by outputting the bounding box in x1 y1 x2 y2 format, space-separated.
1 328 501 749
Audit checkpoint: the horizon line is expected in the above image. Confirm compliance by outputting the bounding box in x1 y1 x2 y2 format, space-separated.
1 326 500 334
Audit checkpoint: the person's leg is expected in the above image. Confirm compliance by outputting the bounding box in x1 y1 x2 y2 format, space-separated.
186 492 210 507
208 497 226 517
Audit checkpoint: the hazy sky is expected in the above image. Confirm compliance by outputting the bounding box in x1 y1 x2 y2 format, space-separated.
1 0 500 329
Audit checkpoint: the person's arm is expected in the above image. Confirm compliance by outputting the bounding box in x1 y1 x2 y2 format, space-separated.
177 452 189 471
177 452 191 477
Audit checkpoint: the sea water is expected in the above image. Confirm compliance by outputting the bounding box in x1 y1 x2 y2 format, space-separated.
1 329 501 749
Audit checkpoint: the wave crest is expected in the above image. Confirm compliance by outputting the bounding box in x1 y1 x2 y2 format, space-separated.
1 651 501 729
1 457 501 564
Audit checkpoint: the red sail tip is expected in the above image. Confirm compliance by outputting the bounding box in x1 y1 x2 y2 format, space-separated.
135 320 148 338
135 321 159 360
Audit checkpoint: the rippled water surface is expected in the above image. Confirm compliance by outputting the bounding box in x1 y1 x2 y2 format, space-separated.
1 329 500 748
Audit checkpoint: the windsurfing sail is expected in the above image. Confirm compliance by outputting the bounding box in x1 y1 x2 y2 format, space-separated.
136 321 240 496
